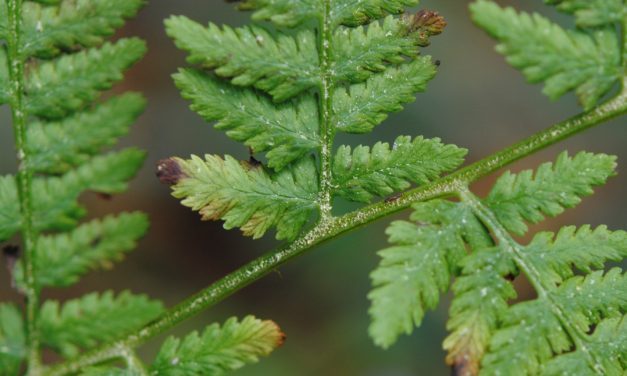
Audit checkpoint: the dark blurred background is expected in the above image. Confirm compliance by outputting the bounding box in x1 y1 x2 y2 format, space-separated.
1 1 625 375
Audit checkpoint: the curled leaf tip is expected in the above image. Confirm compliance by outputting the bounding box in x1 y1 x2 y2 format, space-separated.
405 10 447 46
156 158 185 186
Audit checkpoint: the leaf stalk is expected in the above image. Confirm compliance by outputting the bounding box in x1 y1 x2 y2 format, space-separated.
5 0 42 373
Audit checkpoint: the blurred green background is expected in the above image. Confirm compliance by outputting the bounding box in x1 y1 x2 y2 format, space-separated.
1 1 625 375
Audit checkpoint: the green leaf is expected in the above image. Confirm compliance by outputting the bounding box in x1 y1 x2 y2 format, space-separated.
233 0 321 28
482 269 626 375
333 58 437 133
80 367 134 376
165 16 319 102
485 151 617 235
471 0 622 109
1 149 145 241
332 136 466 202
173 69 319 170
236 0 419 27
0 175 20 242
542 316 626 376
33 149 146 232
26 93 146 173
332 16 442 83
443 247 517 375
25 38 146 119
21 0 144 58
0 50 9 104
330 0 419 26
368 200 491 348
525 225 627 286
39 291 163 358
150 316 285 376
170 155 318 241
553 269 625 333
545 0 625 28
0 304 25 376
15 212 149 288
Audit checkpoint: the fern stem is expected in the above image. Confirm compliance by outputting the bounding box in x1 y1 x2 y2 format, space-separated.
459 188 607 375
5 0 42 373
44 85 627 376
317 0 335 218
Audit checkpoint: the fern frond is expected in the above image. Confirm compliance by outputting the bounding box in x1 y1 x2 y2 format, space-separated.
471 0 622 109
545 0 625 27
168 155 318 241
14 213 149 288
150 316 285 376
173 69 319 170
330 0 419 26
81 367 132 376
542 316 626 376
525 225 627 286
26 93 146 174
0 304 25 376
25 38 146 119
486 151 616 235
332 136 466 203
21 0 144 57
165 16 319 101
39 291 164 358
333 58 437 133
369 200 492 348
443 247 517 376
236 0 419 27
31 149 146 232
332 15 443 83
482 269 626 375
0 50 9 104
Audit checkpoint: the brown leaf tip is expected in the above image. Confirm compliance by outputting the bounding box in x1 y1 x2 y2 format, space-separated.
412 10 447 35
268 320 287 347
156 158 185 186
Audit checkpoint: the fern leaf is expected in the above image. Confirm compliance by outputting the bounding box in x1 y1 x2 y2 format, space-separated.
545 0 625 27
168 155 318 241
482 269 626 375
330 0 418 26
165 16 319 102
14 213 149 288
80 368 132 376
25 38 146 119
443 248 517 375
368 200 491 348
173 69 319 170
525 225 627 286
21 0 144 58
27 93 146 174
0 50 9 104
332 15 443 83
554 269 625 333
542 316 626 376
333 58 437 133
151 316 285 376
39 291 164 358
0 176 19 242
0 304 25 376
485 151 616 235
237 0 419 27
332 136 466 202
470 0 622 109
32 149 146 232
233 0 321 27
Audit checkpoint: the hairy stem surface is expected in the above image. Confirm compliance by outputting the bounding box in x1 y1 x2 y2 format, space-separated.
44 84 627 375
317 0 335 218
5 0 41 373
